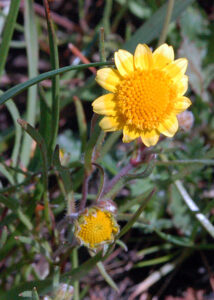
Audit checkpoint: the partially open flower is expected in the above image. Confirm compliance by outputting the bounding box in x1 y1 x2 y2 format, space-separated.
74 206 119 250
92 43 191 147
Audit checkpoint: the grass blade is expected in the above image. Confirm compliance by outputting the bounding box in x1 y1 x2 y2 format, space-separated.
19 0 38 175
17 119 50 228
0 61 113 106
0 163 14 184
0 0 21 76
124 0 195 52
43 0 60 160
118 189 155 239
96 261 118 292
53 146 75 214
73 96 87 152
0 251 103 299
5 99 21 169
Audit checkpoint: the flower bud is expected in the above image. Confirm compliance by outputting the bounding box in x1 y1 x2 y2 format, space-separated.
177 111 194 132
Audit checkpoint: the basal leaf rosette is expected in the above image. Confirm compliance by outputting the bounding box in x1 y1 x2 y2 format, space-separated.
92 43 192 147
74 207 119 250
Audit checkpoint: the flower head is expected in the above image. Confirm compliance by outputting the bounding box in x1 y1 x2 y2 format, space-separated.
74 207 119 249
92 44 191 146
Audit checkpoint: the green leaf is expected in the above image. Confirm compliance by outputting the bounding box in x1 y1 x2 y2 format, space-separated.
155 230 193 247
53 146 75 214
118 189 155 239
19 0 39 177
5 99 22 169
0 62 113 106
17 209 33 231
0 0 21 76
0 226 8 249
168 185 193 235
18 290 32 298
0 163 15 184
17 119 50 226
96 261 118 292
0 251 103 299
84 116 102 173
124 0 195 52
97 131 121 162
134 252 177 268
73 96 87 152
44 0 60 159
0 194 19 211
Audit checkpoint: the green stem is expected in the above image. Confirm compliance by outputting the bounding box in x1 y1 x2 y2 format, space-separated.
156 159 214 166
19 0 38 179
158 0 174 46
72 248 79 300
99 27 106 63
43 0 60 162
103 0 112 35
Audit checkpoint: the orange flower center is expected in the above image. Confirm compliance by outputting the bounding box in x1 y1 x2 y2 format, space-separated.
76 209 118 249
117 69 177 131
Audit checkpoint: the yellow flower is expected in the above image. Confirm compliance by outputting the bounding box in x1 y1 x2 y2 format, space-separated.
92 44 192 147
74 207 119 249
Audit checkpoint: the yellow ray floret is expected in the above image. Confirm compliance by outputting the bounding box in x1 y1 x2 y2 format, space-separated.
92 43 192 147
74 207 119 249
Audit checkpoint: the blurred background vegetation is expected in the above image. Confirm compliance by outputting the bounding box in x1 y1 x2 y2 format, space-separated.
0 0 214 299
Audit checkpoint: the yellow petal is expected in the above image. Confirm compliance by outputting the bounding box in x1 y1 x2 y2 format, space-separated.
134 44 153 70
176 75 188 96
153 43 174 68
163 58 188 82
141 129 160 147
92 93 116 116
99 116 122 132
158 115 178 137
96 68 121 92
114 49 134 77
173 96 192 114
122 125 141 143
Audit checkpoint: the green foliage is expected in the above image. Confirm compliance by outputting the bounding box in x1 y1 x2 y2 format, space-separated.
0 0 213 299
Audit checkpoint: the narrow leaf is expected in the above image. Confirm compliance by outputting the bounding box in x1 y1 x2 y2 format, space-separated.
0 61 113 105
0 0 21 76
118 189 155 239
